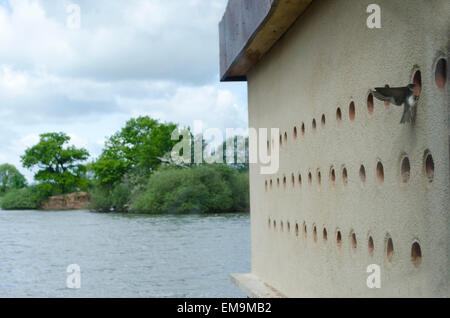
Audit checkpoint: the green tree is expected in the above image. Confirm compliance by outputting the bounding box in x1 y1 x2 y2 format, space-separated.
91 116 178 187
131 164 249 214
21 132 90 194
0 163 27 194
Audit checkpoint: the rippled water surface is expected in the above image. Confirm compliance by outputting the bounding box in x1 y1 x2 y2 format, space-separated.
0 210 250 297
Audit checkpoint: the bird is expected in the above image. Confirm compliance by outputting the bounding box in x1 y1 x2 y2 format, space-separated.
371 84 419 123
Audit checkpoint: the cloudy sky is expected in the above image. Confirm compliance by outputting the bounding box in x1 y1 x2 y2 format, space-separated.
0 0 248 181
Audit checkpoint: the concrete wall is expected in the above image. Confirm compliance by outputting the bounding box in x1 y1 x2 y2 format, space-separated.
247 0 449 297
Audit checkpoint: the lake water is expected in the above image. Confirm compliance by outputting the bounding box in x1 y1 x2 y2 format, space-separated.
0 210 250 298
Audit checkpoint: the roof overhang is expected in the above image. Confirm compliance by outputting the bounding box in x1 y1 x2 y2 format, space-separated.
219 0 312 82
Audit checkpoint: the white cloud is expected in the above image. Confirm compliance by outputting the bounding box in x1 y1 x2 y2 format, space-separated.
0 0 248 182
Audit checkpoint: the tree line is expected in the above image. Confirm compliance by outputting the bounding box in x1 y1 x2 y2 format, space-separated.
0 116 249 213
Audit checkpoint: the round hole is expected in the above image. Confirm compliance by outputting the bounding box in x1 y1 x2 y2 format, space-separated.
313 226 318 243
337 231 342 249
351 232 357 252
293 126 298 140
312 119 317 131
367 93 374 114
301 123 305 136
377 162 384 183
368 236 374 257
349 102 356 121
295 223 299 237
321 114 326 127
435 58 447 89
323 228 328 241
401 156 411 183
342 167 348 185
336 108 342 122
413 70 422 97
387 237 394 262
308 172 312 185
359 165 366 183
411 241 422 268
425 152 434 182
330 167 336 183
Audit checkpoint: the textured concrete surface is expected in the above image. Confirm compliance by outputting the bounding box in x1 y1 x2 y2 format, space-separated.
244 0 449 297
230 273 286 298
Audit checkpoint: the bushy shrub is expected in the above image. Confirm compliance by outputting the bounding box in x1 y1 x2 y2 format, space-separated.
0 186 48 210
130 164 249 214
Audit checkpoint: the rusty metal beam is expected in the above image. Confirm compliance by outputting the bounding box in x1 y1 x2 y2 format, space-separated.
219 0 313 82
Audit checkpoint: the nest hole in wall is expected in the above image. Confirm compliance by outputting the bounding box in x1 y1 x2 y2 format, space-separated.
411 241 422 268
401 156 411 183
336 231 342 249
349 101 356 121
323 228 328 242
359 165 366 184
330 167 336 184
351 232 357 253
377 162 384 183
336 107 342 122
342 167 348 185
424 151 434 182
368 236 374 257
435 58 447 89
413 70 422 97
387 236 394 262
367 93 374 114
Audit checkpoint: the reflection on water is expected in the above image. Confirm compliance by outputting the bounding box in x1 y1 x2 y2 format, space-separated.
0 210 250 298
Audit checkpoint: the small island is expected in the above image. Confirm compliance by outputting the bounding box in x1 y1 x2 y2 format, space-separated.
0 116 249 214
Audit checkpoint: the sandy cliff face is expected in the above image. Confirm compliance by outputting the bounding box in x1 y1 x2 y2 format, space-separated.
41 192 90 210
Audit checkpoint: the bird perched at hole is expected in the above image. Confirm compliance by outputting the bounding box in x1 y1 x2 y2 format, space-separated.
371 84 419 123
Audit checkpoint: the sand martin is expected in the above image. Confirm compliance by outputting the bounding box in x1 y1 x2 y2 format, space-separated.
371 84 419 123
